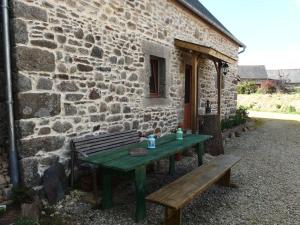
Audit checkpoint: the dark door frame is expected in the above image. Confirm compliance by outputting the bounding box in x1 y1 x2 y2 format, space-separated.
184 64 193 130
182 55 225 132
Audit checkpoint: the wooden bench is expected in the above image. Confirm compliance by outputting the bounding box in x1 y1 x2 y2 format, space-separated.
70 130 140 190
146 154 241 225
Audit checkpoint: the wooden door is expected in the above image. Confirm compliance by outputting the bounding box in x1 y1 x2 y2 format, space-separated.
184 65 192 130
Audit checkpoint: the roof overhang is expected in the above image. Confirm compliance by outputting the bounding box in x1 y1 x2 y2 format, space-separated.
174 39 237 64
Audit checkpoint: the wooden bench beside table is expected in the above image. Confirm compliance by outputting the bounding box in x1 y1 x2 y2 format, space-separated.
146 154 241 225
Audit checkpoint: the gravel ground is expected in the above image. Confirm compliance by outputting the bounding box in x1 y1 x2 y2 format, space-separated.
56 118 300 225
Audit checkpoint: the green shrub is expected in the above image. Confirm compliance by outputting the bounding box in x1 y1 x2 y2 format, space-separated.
0 206 6 216
276 104 281 109
256 88 264 94
221 106 248 131
288 106 296 113
39 215 65 225
236 106 248 120
11 187 33 205
14 218 37 225
237 81 258 94
248 103 256 109
293 88 300 94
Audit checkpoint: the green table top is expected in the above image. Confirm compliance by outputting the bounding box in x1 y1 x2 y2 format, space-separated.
82 134 212 172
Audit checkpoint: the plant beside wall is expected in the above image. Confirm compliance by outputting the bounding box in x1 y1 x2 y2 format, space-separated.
13 218 37 225
237 81 258 94
221 106 249 131
11 187 33 206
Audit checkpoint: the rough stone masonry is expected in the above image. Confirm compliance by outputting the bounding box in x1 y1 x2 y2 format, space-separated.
0 0 240 189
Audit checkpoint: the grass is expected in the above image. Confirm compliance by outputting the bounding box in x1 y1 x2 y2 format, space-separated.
238 93 300 114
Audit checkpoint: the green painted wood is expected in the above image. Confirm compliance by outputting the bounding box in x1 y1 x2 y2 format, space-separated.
169 155 175 176
101 168 113 209
81 134 179 165
195 142 204 166
135 166 146 222
102 135 212 171
82 134 211 222
82 142 146 165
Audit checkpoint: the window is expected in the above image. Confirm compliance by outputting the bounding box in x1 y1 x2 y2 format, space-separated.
150 57 159 95
149 55 166 97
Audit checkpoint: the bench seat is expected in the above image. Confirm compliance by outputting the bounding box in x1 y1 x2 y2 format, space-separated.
146 154 241 225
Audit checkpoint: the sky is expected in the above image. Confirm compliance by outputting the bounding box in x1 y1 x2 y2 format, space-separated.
200 0 300 70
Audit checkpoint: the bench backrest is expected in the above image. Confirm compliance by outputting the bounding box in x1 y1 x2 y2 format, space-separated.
71 130 140 158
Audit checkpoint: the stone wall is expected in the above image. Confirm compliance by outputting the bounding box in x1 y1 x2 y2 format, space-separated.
9 0 240 187
0 152 10 203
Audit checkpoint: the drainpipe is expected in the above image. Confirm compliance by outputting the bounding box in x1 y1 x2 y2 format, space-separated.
238 46 246 54
2 0 19 187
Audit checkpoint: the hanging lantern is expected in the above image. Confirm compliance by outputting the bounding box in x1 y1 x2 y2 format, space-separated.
221 62 229 76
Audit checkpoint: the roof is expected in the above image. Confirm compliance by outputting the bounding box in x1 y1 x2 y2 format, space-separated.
267 69 300 84
177 0 245 47
238 65 268 80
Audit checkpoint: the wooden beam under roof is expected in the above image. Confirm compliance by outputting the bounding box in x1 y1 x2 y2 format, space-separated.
174 39 237 64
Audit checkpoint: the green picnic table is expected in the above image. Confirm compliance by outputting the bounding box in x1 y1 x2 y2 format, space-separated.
82 133 212 222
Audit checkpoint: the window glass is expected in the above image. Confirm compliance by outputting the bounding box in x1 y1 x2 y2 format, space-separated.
149 56 166 97
150 57 159 94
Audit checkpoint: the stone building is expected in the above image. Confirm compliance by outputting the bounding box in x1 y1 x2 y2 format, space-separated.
0 0 244 191
268 69 300 89
238 65 268 87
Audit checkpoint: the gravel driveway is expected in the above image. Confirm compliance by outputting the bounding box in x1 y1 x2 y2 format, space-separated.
57 118 300 225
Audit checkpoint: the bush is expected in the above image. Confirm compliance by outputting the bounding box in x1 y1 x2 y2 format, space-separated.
236 106 248 121
221 106 248 131
14 218 37 225
237 81 258 94
11 187 33 205
0 206 6 216
288 106 296 113
256 88 264 94
292 87 300 94
260 80 277 94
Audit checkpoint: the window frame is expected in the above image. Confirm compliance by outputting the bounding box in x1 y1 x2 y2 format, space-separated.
149 55 166 98
149 56 160 97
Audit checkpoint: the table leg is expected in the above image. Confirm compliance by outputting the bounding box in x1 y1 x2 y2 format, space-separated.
196 142 204 166
135 166 146 222
101 168 113 209
169 155 175 176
